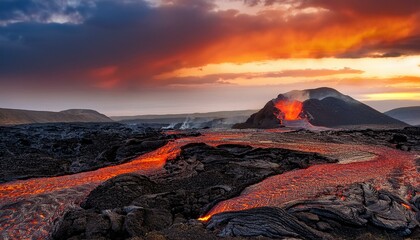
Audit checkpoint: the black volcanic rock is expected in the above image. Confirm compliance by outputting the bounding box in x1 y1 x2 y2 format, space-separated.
52 143 337 239
81 174 157 210
0 123 170 183
207 207 329 239
206 183 419 240
233 101 281 129
123 207 173 237
286 183 419 238
303 97 404 127
51 208 112 239
234 87 407 129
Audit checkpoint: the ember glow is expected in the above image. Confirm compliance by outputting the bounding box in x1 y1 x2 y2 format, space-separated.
274 100 303 122
401 203 412 210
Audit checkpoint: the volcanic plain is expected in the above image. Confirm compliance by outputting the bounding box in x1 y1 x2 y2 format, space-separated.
0 123 419 240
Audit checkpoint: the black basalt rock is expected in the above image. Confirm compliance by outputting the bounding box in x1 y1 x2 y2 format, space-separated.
0 123 172 183
82 174 157 210
207 207 330 240
286 183 419 238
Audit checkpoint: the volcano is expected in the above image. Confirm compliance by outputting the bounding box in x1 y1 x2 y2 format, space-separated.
233 87 407 129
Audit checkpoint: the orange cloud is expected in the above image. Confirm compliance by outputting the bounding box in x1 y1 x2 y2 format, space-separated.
180 15 415 65
335 76 420 87
2 0 420 91
130 10 418 85
160 67 364 86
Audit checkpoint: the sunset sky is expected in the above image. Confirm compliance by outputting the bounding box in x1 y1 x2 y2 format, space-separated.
1 0 420 115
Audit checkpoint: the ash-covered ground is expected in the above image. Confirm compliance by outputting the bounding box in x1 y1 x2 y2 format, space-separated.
0 124 419 240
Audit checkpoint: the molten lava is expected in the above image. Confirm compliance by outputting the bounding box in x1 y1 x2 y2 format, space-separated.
274 100 303 122
1 131 419 239
401 203 412 210
0 132 249 239
198 142 419 221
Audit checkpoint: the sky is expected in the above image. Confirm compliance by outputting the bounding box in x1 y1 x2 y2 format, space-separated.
1 0 420 116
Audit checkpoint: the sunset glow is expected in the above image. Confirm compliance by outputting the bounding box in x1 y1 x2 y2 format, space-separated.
1 0 420 114
363 92 420 101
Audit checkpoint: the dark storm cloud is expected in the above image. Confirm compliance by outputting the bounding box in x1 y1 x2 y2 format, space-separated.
0 0 96 25
338 35 420 58
1 0 420 91
0 0 228 88
241 0 420 15
300 0 420 16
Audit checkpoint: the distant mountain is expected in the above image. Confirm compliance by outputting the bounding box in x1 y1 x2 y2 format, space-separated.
385 106 420 126
0 108 112 125
234 87 407 129
111 110 257 129
111 110 257 121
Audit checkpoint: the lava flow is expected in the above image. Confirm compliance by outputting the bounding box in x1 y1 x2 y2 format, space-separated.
200 143 419 220
0 142 181 240
1 131 419 240
0 132 245 240
274 99 303 123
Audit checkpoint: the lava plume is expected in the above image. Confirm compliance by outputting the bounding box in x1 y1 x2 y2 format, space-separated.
274 99 303 123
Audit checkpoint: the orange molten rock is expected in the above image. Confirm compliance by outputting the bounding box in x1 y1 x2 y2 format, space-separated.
274 100 303 121
1 131 419 239
0 132 246 240
199 144 419 221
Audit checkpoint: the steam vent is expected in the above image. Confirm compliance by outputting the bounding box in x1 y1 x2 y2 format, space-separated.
233 87 407 129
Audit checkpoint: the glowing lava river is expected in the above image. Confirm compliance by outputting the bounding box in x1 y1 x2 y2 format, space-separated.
0 130 419 239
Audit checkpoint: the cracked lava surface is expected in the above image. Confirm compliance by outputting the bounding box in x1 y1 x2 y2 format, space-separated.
0 130 419 239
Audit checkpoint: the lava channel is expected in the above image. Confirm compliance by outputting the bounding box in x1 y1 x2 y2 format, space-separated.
200 143 419 221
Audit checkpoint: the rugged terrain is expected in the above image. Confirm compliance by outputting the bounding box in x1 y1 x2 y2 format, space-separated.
0 124 419 239
51 142 337 239
0 123 195 183
49 127 420 240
